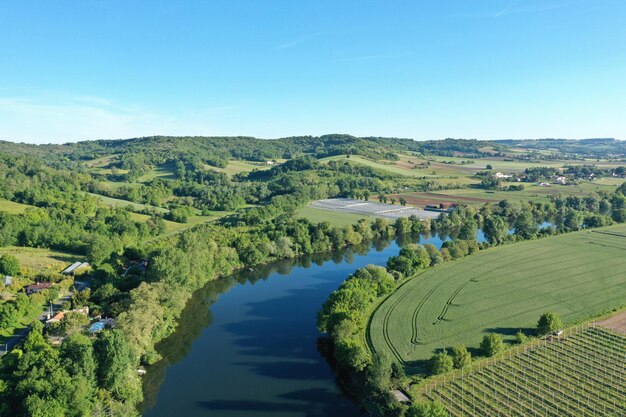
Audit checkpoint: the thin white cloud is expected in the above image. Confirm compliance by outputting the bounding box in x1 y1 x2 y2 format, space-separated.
494 0 519 18
0 95 233 143
276 32 326 50
335 51 413 62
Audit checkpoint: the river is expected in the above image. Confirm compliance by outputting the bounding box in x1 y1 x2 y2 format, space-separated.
140 233 463 417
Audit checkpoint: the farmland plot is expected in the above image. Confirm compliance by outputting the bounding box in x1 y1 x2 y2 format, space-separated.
368 224 626 370
424 324 626 417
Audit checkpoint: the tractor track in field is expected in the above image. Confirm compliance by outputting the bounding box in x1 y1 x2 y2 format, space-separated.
408 245 591 345
372 225 626 365
381 280 415 364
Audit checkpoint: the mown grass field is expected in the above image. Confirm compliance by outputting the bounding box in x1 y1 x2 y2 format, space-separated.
368 224 626 372
0 246 83 276
208 160 277 175
390 181 624 208
425 325 626 416
86 192 169 213
129 211 231 234
319 155 440 178
297 205 373 226
0 198 34 214
137 162 177 182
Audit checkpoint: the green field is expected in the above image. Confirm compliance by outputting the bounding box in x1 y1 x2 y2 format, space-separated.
425 325 626 416
297 205 373 226
0 198 34 214
391 181 624 208
0 246 83 276
319 155 441 178
368 224 626 372
129 211 230 234
86 192 169 213
137 162 177 182
208 160 276 175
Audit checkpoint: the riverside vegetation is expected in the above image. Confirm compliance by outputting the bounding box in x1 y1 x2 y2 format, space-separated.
317 183 626 416
0 136 625 416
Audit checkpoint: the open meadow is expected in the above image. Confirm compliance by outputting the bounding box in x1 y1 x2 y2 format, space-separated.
368 224 626 372
0 246 83 277
0 198 34 214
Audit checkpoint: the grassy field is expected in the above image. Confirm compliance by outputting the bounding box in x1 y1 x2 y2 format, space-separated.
137 162 177 182
297 205 373 226
390 181 624 208
0 246 83 276
319 155 441 178
368 224 626 372
86 192 169 213
424 324 626 416
129 211 230 234
208 160 276 176
0 198 34 214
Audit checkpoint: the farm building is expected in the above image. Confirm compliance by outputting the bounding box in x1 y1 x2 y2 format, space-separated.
3 276 12 286
424 202 456 212
61 261 90 275
391 390 411 405
26 282 53 295
494 172 512 179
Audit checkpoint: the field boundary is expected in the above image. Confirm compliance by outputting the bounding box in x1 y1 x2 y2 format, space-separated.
420 319 626 416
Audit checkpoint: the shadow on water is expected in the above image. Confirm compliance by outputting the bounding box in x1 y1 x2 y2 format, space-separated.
196 387 363 417
141 229 474 416
140 239 388 414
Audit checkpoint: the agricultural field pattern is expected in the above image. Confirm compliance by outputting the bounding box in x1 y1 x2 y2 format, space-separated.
368 224 626 371
424 322 626 417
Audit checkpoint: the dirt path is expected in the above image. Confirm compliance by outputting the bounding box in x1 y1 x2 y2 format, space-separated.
596 309 626 334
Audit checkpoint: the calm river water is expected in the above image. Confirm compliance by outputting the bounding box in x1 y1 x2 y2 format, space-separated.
141 234 454 417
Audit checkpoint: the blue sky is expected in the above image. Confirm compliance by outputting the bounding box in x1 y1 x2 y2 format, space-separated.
1 0 625 143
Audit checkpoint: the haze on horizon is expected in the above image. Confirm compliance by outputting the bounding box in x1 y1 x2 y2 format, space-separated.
1 0 625 144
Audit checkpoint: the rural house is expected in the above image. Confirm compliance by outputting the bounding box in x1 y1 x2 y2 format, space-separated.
25 282 53 295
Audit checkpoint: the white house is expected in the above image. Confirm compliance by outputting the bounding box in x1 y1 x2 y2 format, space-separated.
495 172 513 179
3 276 12 286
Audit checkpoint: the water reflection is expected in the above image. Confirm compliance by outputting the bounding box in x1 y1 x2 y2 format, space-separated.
141 229 489 417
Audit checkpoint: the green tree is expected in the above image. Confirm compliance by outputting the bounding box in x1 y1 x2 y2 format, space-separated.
451 345 471 369
429 351 453 375
0 303 19 330
94 330 142 405
480 333 504 357
516 330 527 344
537 312 563 336
23 320 47 352
59 312 90 336
483 216 509 244
0 254 20 276
366 354 392 392
60 333 97 390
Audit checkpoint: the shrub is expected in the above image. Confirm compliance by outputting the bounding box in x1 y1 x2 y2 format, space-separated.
480 333 504 357
429 351 453 375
